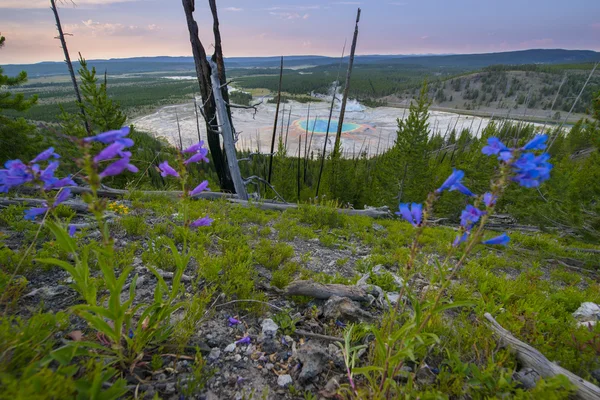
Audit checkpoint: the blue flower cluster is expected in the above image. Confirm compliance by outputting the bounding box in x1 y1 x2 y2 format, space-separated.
86 127 138 178
158 140 213 228
1 147 77 221
396 134 552 248
482 134 552 188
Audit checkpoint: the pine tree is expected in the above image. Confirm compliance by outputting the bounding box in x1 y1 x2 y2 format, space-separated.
0 35 40 161
60 55 126 137
395 81 432 202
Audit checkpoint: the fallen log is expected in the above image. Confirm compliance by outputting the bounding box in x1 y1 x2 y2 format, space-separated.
1 197 90 213
284 280 370 302
227 199 391 219
484 312 600 400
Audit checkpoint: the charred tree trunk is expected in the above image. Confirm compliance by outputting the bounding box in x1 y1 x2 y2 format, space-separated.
267 56 284 184
50 0 91 135
181 0 234 192
333 8 361 156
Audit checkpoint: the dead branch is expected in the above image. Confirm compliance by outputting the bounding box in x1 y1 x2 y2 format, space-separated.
295 329 343 343
226 199 391 219
484 312 600 400
284 280 371 302
243 175 287 203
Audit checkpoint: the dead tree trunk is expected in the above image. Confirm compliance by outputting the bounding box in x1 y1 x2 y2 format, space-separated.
333 8 361 156
193 96 202 142
316 42 346 197
209 60 248 200
181 0 234 192
50 0 91 135
484 313 600 400
267 56 284 184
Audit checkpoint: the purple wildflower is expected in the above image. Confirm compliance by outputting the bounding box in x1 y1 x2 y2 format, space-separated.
189 180 210 197
183 141 205 154
45 176 76 190
99 157 138 178
0 160 33 192
437 169 464 193
128 328 134 339
512 153 552 188
68 224 77 237
482 233 510 246
522 134 548 151
53 188 71 207
483 192 496 208
449 182 476 197
482 137 510 157
39 161 59 185
453 232 469 247
235 336 251 345
84 127 130 144
228 317 241 327
190 216 213 228
460 205 485 229
184 148 210 165
158 161 179 178
335 320 347 328
395 203 422 227
24 206 48 221
93 139 134 163
31 147 60 163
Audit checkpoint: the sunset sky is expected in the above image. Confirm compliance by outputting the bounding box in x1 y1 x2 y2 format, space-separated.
1 0 599 64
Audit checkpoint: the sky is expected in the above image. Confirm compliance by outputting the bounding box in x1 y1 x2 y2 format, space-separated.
1 0 599 64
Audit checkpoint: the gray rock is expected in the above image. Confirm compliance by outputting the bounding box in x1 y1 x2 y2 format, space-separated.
261 338 278 353
514 368 540 389
277 374 293 388
591 369 600 382
233 354 242 362
323 295 376 323
164 383 176 394
297 342 330 383
224 343 236 353
265 363 274 370
261 318 279 337
208 347 221 361
573 302 600 322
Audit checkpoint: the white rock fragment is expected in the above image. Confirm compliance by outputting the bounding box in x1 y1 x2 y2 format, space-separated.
261 318 279 337
224 343 236 353
277 374 293 388
573 302 600 322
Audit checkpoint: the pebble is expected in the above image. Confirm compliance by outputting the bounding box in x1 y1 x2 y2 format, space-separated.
234 354 242 362
208 348 221 361
224 343 236 353
261 319 279 337
265 363 274 370
277 374 293 388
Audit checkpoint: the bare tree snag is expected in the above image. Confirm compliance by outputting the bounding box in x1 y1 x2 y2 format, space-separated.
181 0 234 192
284 280 371 302
484 313 600 400
209 60 248 200
333 8 361 155
268 56 284 184
50 0 91 135
316 41 346 197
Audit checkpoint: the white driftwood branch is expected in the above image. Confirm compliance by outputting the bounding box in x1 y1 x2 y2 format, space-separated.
484 312 600 400
284 280 370 302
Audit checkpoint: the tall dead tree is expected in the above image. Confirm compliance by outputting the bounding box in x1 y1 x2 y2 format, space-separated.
315 41 346 196
333 8 361 156
182 0 234 192
50 0 91 135
267 56 284 184
209 60 248 200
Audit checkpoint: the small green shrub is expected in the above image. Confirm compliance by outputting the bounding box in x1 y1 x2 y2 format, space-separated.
254 239 294 270
119 214 147 237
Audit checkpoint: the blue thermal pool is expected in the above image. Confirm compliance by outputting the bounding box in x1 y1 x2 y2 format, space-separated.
298 118 360 134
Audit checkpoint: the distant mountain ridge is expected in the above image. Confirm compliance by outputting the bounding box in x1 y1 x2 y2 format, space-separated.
4 49 600 78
